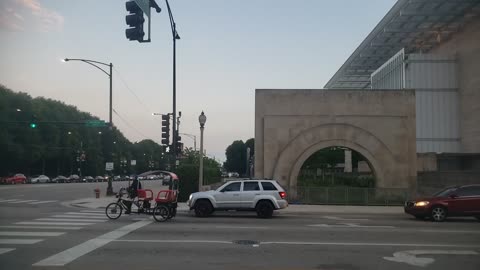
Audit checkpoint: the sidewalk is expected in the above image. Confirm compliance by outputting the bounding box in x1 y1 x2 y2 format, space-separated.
65 196 403 215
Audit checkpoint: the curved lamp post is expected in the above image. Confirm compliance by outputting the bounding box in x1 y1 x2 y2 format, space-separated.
63 58 115 196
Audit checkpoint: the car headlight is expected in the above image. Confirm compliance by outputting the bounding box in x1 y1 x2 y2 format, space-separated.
414 201 429 207
188 194 193 201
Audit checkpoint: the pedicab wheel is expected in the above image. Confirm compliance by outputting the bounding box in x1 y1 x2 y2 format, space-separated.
105 202 123 220
153 205 170 222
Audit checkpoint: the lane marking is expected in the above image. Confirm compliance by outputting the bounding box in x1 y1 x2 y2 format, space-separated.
307 223 394 229
0 225 82 230
64 212 105 216
80 210 105 213
8 200 38 204
51 215 106 219
17 222 95 226
260 241 480 248
0 232 65 237
35 218 106 223
115 239 233 244
384 250 479 267
0 239 44 244
0 199 20 203
29 200 58 205
0 248 16 255
214 226 268 230
33 219 152 267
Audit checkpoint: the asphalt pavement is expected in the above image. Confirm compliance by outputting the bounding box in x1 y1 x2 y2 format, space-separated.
0 182 479 270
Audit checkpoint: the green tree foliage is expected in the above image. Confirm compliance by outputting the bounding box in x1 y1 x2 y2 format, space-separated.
176 148 221 201
224 140 246 175
0 84 166 177
223 138 254 176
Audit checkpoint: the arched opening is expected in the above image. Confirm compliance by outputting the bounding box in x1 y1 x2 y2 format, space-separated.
298 146 375 188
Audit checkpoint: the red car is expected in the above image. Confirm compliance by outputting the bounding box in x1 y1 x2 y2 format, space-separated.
3 174 27 185
405 184 480 222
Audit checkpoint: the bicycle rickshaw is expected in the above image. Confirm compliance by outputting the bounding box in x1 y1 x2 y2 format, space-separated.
105 171 179 222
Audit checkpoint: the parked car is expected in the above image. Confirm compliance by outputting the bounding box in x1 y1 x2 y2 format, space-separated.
95 176 105 182
187 179 288 218
52 175 68 183
84 176 94 183
404 184 480 222
113 175 122 181
2 174 27 184
31 175 50 184
68 174 80 183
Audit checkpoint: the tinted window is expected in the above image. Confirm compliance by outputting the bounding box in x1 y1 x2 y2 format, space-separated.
243 182 260 191
261 182 277 191
221 182 241 192
433 187 457 197
457 186 480 197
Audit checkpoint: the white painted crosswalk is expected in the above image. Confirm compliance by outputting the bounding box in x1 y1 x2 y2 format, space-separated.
0 209 108 256
0 199 59 205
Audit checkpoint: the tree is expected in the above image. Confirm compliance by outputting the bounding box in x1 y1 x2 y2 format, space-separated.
0 84 166 177
224 140 246 175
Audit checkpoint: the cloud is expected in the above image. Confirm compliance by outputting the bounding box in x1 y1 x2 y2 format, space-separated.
0 0 64 32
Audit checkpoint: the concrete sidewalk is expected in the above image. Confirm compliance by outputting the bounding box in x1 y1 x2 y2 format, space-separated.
65 196 404 215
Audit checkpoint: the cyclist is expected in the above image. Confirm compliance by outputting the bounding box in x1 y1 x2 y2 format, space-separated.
125 175 142 214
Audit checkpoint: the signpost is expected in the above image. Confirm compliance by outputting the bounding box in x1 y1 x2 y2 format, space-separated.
105 162 114 171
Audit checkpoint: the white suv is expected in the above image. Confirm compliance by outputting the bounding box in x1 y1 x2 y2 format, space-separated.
187 180 288 218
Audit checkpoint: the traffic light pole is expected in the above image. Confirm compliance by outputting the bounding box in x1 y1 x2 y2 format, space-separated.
165 0 180 168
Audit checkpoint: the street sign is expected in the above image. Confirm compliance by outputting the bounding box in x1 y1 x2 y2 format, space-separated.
131 160 136 166
85 120 107 127
105 162 114 171
134 0 151 18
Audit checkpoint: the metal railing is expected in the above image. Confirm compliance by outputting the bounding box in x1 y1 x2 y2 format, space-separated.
288 186 411 206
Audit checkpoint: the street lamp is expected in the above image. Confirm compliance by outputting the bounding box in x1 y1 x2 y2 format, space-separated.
63 57 115 196
198 111 206 191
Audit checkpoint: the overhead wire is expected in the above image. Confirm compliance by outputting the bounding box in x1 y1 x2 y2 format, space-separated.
112 108 159 144
113 66 154 115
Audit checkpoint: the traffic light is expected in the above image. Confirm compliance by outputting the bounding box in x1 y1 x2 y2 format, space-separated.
161 114 170 145
29 123 37 128
175 134 182 154
125 1 145 42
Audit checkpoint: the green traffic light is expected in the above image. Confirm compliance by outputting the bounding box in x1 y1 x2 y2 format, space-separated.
30 123 37 128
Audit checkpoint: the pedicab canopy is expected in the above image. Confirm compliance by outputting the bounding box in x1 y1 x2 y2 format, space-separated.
137 170 179 190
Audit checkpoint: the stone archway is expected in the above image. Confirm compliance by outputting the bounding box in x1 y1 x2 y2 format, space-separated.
273 123 396 193
255 89 417 194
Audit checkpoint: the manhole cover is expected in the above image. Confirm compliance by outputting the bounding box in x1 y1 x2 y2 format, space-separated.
233 240 259 245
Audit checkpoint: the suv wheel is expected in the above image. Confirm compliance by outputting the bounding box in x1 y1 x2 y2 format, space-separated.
194 200 213 217
256 201 274 218
431 206 447 222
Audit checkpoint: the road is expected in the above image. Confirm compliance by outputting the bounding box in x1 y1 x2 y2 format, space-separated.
0 183 479 270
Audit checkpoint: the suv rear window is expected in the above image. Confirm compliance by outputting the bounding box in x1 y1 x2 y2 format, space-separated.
243 182 260 191
261 182 277 191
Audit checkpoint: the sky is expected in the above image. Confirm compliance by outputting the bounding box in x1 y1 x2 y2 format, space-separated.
0 0 397 162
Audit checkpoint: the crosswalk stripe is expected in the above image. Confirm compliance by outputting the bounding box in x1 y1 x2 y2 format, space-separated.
8 200 38 204
0 232 65 237
0 225 82 230
52 215 106 219
0 199 20 203
36 218 106 223
80 210 105 213
65 212 105 216
0 248 16 255
16 222 95 226
0 239 43 244
29 200 58 205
